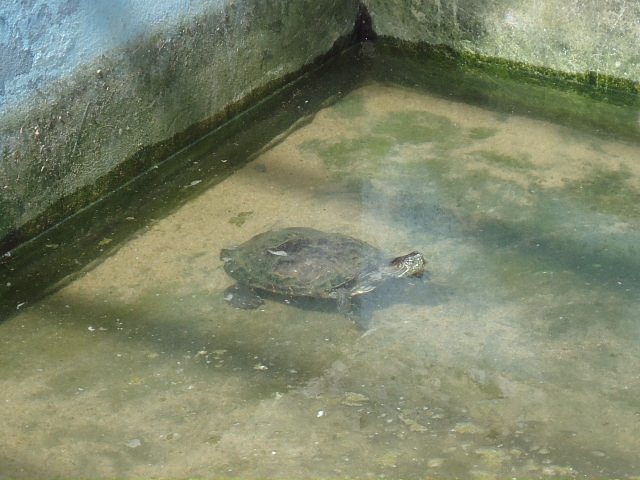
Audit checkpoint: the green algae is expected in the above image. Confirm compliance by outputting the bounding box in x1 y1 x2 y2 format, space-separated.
229 211 254 226
562 167 640 221
471 150 534 170
371 110 462 146
330 92 368 118
372 41 639 142
303 135 394 168
469 127 499 140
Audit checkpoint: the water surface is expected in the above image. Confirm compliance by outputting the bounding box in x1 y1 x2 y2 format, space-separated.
2 81 640 477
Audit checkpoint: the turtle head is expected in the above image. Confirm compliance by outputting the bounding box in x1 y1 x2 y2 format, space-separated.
390 251 427 279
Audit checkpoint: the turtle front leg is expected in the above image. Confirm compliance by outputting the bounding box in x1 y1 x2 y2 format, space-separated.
331 288 370 330
333 288 367 330
333 287 352 314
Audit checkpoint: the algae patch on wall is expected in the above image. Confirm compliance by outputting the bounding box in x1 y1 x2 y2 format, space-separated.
364 0 640 85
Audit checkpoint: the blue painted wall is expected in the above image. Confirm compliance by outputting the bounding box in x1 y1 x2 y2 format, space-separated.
0 0 215 111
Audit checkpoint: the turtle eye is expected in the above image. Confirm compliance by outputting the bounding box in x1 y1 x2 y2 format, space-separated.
404 252 426 277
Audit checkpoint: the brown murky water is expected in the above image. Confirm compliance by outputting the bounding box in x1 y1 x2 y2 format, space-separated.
2 83 640 477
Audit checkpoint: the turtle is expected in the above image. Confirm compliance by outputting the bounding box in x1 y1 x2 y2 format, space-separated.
219 227 426 319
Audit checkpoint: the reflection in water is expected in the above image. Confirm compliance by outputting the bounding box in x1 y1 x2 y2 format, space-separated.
1 83 639 477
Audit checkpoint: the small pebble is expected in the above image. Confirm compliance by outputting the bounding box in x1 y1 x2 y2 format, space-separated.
126 439 141 448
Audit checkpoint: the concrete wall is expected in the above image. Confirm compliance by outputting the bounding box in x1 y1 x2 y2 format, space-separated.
364 0 640 84
1 0 638 252
0 0 360 250
0 0 210 111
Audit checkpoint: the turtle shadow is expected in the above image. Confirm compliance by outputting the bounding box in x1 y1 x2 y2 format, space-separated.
224 277 453 328
359 277 453 310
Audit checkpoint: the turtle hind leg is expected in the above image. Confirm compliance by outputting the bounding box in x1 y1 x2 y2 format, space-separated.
223 284 264 309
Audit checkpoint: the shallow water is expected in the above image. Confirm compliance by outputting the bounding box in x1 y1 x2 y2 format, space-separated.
2 81 640 477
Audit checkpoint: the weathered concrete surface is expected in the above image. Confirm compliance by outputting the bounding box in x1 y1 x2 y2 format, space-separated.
364 0 640 83
0 0 215 112
0 0 359 251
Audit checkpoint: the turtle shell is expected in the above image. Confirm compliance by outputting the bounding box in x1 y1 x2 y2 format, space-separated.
220 227 387 298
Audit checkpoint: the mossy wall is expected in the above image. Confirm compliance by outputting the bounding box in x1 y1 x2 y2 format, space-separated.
363 0 640 85
0 0 360 252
